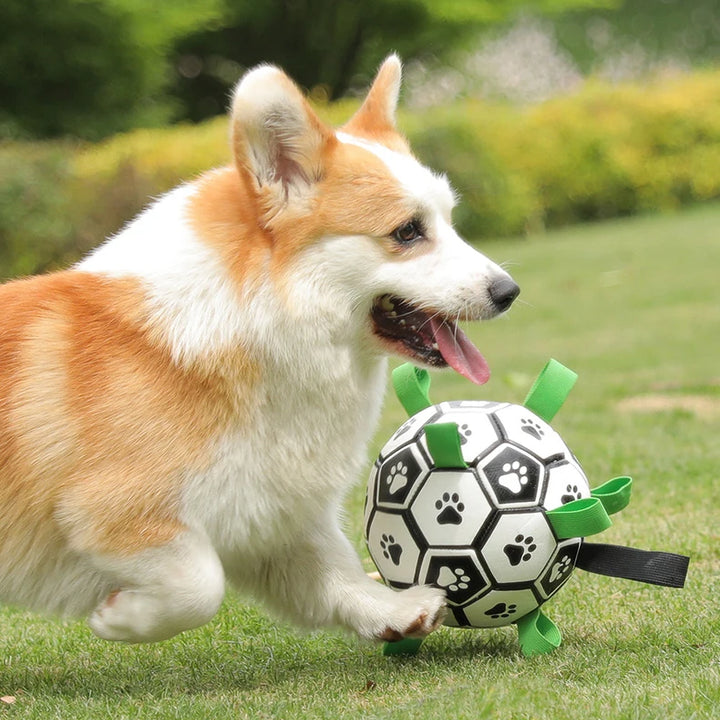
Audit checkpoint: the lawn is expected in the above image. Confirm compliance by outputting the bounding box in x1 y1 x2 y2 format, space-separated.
1 204 719 719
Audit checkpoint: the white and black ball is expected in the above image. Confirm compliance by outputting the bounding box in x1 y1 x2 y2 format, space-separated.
365 400 589 628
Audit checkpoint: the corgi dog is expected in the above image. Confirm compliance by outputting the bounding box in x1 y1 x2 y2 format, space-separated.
0 56 519 645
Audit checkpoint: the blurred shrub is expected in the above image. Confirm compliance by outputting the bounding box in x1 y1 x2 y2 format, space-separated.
0 0 170 141
413 70 720 233
0 143 83 280
2 69 720 278
403 104 541 237
70 118 232 254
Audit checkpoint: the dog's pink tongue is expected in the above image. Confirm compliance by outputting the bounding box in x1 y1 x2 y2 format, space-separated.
430 317 490 385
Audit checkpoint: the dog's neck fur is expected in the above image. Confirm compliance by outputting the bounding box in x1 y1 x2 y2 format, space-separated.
79 177 385 388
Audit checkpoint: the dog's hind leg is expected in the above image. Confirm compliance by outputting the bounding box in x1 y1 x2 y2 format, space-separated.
87 531 225 643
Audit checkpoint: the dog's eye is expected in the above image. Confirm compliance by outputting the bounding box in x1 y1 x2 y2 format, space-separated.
392 220 423 245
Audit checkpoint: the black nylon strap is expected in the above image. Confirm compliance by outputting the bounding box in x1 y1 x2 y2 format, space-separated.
576 543 689 588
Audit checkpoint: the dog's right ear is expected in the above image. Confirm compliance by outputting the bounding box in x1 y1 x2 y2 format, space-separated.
343 55 403 144
230 65 334 212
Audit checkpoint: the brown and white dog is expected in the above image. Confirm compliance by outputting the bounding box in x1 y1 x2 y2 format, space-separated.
0 56 518 644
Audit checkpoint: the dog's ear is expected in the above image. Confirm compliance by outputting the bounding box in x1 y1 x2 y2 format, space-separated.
230 65 334 209
343 55 402 140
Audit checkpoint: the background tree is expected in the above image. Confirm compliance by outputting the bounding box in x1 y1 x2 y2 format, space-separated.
0 0 612 138
0 0 222 139
0 0 156 139
169 0 614 121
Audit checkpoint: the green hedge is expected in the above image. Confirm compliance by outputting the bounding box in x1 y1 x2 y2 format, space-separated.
3 70 720 279
0 142 81 278
406 70 720 236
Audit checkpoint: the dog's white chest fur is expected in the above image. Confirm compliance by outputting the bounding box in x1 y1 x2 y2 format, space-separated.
180 356 388 561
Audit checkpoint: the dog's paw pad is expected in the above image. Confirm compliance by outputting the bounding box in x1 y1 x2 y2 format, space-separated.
374 591 446 641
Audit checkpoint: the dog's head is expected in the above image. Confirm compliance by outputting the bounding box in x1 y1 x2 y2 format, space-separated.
227 55 519 384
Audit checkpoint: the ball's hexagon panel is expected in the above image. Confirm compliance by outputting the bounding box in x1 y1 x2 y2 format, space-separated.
543 460 591 511
428 404 502 465
480 511 556 584
419 549 491 608
366 510 423 586
410 470 494 547
493 405 569 461
378 405 439 460
375 443 430 509
535 539 582 600
462 588 539 628
478 444 545 508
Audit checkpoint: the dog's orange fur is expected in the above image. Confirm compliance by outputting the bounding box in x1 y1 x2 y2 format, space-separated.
0 273 238 557
189 169 273 289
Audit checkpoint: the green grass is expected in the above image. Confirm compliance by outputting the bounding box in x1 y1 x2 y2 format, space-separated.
2 205 720 719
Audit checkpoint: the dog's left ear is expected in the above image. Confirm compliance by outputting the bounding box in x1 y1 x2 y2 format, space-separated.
343 54 402 140
230 65 334 209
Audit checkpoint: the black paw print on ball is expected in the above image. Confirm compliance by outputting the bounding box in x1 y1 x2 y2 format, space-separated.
561 484 583 504
435 493 465 525
485 602 517 619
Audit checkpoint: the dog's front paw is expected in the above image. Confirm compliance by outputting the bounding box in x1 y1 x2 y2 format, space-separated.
373 585 446 642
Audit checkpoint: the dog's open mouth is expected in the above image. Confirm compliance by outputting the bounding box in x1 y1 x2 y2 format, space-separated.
370 295 490 385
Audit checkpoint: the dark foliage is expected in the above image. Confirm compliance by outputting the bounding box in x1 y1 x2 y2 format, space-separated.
169 0 432 121
0 0 157 140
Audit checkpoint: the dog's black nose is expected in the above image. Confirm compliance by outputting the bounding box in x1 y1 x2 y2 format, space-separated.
489 276 520 312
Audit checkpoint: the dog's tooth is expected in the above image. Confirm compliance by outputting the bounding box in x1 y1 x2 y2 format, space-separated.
381 296 395 311
432 342 439 350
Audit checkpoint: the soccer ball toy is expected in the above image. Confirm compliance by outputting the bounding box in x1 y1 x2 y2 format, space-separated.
365 360 689 657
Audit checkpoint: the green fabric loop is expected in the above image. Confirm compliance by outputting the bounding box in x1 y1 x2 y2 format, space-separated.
392 363 432 417
516 608 562 657
591 476 633 516
425 423 468 468
382 637 424 656
546 497 612 539
523 359 578 423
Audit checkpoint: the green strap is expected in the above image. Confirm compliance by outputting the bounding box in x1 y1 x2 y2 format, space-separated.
392 364 432 417
591 476 633 516
516 608 562 657
546 497 612 540
523 359 578 423
382 637 424 656
425 423 468 468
